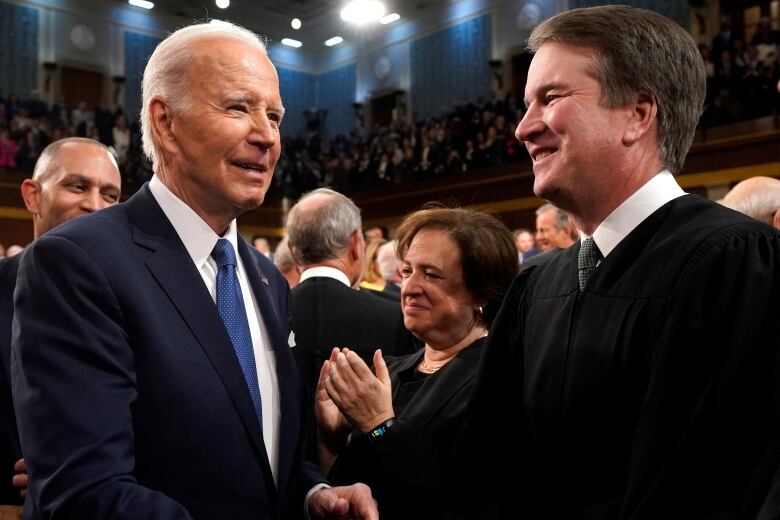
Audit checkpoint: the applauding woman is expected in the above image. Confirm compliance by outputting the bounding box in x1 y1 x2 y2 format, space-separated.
316 207 518 519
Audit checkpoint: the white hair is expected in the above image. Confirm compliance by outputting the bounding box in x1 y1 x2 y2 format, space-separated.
376 240 399 281
140 21 267 170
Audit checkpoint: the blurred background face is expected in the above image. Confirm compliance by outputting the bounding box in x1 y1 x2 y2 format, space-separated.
400 228 479 349
535 210 568 252
516 231 535 253
29 143 121 237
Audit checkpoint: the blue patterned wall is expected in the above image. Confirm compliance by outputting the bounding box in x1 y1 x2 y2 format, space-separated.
277 67 316 138
410 15 492 120
0 1 38 99
316 64 356 138
124 31 161 125
567 0 689 28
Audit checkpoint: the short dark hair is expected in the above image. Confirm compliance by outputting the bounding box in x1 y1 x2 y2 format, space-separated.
395 206 518 324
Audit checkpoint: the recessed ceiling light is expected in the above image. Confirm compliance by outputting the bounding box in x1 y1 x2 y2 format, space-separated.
215 0 229 8
291 18 302 30
379 13 400 24
281 38 302 48
340 0 385 24
128 0 154 9
325 36 344 47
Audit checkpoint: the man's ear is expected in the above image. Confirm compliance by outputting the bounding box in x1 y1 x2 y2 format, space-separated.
349 230 363 262
772 208 780 231
20 179 40 215
623 91 657 146
149 98 178 158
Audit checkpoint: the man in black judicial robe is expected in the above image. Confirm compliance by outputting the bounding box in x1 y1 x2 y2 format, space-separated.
450 6 780 520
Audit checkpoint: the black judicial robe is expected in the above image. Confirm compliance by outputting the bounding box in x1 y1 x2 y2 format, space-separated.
451 194 780 520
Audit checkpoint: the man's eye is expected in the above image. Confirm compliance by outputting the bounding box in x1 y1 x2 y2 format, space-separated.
400 267 411 278
68 184 86 192
544 94 561 104
229 104 248 113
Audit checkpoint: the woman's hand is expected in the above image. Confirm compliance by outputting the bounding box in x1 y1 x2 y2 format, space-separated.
315 348 353 447
324 348 394 433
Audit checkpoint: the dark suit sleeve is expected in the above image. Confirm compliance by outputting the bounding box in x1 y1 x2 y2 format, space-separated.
12 235 193 519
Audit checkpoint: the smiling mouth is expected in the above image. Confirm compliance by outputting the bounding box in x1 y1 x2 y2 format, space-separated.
232 162 266 172
532 148 558 161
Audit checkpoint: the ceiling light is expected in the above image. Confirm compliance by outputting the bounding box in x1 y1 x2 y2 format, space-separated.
340 0 385 24
128 0 154 9
325 36 344 47
379 13 400 24
281 38 302 48
291 18 302 30
215 0 229 8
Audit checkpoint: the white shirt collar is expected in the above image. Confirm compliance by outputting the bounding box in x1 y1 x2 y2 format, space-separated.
588 171 686 258
299 266 351 287
148 175 239 264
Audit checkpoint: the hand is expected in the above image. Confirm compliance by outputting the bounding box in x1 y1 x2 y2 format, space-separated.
11 459 26 497
308 483 378 520
324 349 394 433
315 349 352 449
0 505 23 520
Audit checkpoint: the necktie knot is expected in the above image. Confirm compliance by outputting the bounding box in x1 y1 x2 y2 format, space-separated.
211 239 236 269
578 237 603 293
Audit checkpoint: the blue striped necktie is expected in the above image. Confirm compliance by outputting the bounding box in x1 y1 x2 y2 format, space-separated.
211 239 263 428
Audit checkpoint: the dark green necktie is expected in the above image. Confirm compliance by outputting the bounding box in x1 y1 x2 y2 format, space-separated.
577 237 603 293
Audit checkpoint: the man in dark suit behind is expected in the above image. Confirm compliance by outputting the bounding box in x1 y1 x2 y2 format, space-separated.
11 22 375 520
286 188 419 462
0 137 121 520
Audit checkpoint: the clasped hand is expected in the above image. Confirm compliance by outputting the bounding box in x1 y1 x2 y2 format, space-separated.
317 348 394 436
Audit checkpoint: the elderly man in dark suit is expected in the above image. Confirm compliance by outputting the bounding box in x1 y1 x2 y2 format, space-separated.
0 137 121 520
286 188 419 463
11 22 376 520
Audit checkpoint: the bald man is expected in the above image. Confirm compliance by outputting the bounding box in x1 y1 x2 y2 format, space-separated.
0 138 120 518
722 176 780 230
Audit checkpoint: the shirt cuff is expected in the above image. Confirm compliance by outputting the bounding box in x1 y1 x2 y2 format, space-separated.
304 482 331 520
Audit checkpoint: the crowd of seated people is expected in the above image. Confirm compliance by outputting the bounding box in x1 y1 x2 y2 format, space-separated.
274 95 526 198
699 15 780 125
2 17 779 198
0 94 153 184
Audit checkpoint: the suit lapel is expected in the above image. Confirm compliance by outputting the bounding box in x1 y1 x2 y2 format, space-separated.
126 186 270 469
238 239 299 498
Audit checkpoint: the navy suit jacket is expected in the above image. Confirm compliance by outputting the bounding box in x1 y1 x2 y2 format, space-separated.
0 254 23 505
12 185 321 519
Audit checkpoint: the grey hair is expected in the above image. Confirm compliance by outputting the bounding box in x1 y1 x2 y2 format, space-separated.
528 5 705 174
33 137 116 183
536 203 571 230
286 188 362 265
141 21 267 170
273 236 297 273
376 240 400 281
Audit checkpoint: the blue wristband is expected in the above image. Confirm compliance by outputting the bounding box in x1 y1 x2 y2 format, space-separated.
367 418 395 442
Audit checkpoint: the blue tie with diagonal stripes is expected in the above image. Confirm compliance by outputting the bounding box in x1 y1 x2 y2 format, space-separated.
211 239 263 428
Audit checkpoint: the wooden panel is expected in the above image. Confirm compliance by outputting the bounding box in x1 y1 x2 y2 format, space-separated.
61 66 104 109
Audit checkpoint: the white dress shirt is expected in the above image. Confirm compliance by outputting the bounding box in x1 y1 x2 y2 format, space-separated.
586 170 686 258
148 175 281 484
